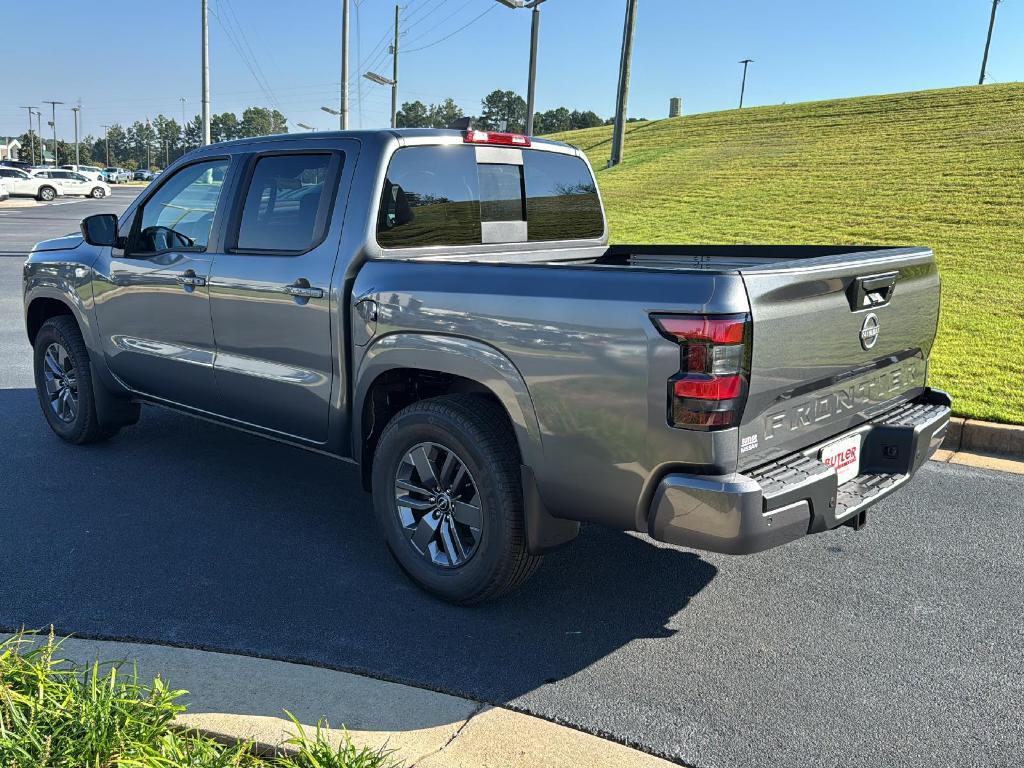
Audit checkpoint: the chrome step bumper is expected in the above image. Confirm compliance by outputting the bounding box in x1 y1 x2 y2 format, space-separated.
647 389 952 554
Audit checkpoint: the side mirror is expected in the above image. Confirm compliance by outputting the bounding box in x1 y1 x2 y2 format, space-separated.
80 213 119 247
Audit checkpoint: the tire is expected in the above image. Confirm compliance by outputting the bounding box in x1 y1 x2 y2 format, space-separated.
37 186 56 202
91 187 105 198
372 394 542 604
33 316 119 445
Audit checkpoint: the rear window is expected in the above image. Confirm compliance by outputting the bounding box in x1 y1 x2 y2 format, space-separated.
376 145 602 249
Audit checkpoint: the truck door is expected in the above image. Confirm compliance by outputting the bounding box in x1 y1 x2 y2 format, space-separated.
206 146 351 444
93 157 232 408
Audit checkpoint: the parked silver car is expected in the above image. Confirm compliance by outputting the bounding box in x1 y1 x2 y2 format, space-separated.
103 167 132 183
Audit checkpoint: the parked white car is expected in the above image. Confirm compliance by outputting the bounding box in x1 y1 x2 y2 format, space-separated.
29 169 111 199
103 167 132 183
0 167 64 201
59 164 106 182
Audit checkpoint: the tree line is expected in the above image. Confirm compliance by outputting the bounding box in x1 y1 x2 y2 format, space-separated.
398 89 635 134
13 106 287 169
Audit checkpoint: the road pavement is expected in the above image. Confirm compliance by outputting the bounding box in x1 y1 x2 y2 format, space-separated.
0 198 1020 768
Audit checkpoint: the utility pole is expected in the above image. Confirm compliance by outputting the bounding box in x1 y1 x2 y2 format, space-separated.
71 106 81 166
341 0 350 129
979 0 1001 85
608 0 638 168
101 125 111 166
525 1 544 135
20 106 36 165
738 59 754 108
201 0 211 145
43 101 63 166
391 4 400 130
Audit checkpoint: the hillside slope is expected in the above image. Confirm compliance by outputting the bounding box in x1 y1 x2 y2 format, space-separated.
549 84 1024 424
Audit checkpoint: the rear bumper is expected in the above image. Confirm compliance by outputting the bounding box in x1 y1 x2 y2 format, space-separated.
647 388 952 554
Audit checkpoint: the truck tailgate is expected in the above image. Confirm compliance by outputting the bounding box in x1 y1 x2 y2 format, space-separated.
737 247 940 470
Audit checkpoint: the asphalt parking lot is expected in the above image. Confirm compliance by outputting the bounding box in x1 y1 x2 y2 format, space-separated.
1 198 1021 768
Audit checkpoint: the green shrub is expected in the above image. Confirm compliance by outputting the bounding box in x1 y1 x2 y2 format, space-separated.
0 631 400 768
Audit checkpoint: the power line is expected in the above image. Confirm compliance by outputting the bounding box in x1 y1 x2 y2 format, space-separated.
403 0 475 48
404 4 497 53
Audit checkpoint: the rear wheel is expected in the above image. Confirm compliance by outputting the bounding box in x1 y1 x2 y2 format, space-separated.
371 395 542 604
37 186 56 202
33 316 119 444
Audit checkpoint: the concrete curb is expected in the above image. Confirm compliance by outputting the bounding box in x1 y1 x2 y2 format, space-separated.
8 635 676 768
941 416 1024 458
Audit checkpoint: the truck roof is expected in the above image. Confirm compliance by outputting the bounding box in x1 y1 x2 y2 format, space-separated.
205 128 577 154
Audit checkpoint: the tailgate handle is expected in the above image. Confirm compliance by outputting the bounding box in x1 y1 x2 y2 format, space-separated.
849 272 897 310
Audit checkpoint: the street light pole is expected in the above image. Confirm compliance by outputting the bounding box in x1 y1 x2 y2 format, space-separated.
101 125 111 167
71 106 81 166
43 101 63 166
201 0 211 145
738 59 754 108
341 0 350 129
979 0 1001 85
608 0 638 168
496 0 547 135
20 106 36 165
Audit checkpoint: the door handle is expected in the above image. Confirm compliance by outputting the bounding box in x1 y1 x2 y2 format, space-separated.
176 270 206 288
283 282 324 300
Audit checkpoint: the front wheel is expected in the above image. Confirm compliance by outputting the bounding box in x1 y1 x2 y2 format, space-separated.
33 316 118 444
372 395 542 604
91 187 105 198
37 186 56 202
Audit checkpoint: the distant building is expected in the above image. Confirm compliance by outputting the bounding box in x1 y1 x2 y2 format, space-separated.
669 98 683 118
0 138 21 161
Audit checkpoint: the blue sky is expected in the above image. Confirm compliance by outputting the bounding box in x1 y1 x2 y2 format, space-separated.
2 0 1021 140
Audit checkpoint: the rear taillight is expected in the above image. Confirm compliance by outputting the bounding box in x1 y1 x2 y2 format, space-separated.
652 313 751 430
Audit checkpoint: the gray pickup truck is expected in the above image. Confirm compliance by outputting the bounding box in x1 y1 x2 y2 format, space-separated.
23 128 950 603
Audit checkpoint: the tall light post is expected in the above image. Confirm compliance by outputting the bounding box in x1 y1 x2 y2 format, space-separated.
738 59 754 108
43 101 63 166
297 122 317 131
201 0 211 145
20 106 37 165
71 105 81 166
101 124 111 166
363 72 398 128
979 0 1001 85
340 0 350 129
34 110 43 162
320 105 342 127
496 0 548 136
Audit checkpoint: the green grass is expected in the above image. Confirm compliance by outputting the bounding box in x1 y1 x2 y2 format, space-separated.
548 83 1024 425
0 631 401 768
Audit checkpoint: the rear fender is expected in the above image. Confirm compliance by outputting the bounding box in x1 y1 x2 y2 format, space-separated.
354 333 577 554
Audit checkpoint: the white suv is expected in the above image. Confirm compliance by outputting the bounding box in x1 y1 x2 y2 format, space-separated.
59 164 105 182
30 169 111 199
0 167 65 201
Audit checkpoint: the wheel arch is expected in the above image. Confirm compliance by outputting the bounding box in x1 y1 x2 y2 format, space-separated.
353 333 543 490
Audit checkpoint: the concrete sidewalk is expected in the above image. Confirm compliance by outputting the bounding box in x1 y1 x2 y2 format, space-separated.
34 635 677 768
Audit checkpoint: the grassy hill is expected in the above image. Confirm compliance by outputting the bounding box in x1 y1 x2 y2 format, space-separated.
548 84 1024 425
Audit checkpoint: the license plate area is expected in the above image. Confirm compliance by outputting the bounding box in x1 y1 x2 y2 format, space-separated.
819 433 862 485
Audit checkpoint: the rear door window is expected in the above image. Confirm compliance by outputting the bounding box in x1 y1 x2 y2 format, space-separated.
234 153 338 253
